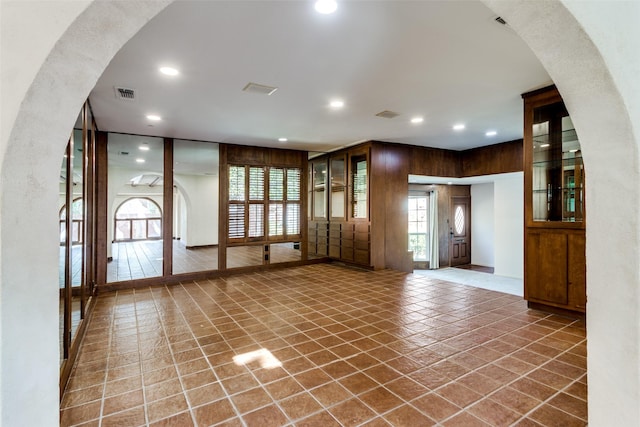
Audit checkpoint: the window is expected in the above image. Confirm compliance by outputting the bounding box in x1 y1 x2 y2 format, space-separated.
59 198 84 244
408 194 429 261
114 198 162 241
228 165 301 241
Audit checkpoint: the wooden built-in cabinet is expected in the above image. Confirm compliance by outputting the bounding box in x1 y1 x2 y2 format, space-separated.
309 146 371 267
523 86 586 316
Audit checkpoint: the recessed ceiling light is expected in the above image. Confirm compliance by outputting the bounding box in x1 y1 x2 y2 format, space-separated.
146 114 162 121
315 0 337 14
278 138 288 142
410 117 424 124
329 100 344 109
139 144 150 151
447 181 453 185
540 143 550 148
453 123 465 131
159 66 179 76
136 158 145 163
485 130 497 137
569 149 578 153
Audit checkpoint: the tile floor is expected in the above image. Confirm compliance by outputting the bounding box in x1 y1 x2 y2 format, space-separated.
61 264 587 426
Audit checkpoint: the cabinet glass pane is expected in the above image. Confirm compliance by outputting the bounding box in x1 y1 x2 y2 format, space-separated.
313 162 327 218
532 102 584 222
330 157 345 218
352 156 367 219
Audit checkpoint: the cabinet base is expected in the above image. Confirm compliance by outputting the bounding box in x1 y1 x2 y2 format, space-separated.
527 301 585 322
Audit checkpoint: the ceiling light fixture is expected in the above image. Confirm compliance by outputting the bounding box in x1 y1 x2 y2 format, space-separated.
315 0 337 14
278 138 288 142
329 100 344 109
139 144 150 151
159 66 179 76
485 130 497 137
540 143 550 148
453 123 465 131
570 149 578 153
136 158 145 163
146 114 162 121
410 117 424 124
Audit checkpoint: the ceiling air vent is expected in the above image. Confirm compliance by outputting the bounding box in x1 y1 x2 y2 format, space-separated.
242 82 278 96
114 86 136 100
375 110 400 119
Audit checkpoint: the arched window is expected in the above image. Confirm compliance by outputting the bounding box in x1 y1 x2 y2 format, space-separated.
59 197 83 244
114 198 162 241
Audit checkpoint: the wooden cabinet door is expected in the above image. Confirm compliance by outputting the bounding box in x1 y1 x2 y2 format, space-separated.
568 233 587 311
525 231 568 305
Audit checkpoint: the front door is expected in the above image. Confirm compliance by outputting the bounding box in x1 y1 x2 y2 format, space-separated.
450 196 471 266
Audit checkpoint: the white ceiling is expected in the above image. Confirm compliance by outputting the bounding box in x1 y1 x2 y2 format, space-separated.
90 0 552 154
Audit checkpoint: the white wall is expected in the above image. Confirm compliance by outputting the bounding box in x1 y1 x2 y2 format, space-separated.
1 1 640 425
174 173 219 247
494 174 524 279
471 183 495 268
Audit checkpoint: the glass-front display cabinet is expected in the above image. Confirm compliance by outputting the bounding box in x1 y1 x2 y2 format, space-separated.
531 102 584 223
523 85 586 316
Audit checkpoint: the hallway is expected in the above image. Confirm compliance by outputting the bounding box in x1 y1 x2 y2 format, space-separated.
61 264 586 426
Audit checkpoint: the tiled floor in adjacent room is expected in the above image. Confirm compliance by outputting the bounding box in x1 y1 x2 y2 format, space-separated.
61 264 587 426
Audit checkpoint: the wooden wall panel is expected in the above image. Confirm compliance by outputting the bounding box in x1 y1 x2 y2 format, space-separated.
409 146 461 177
461 139 523 177
226 144 306 168
371 142 413 272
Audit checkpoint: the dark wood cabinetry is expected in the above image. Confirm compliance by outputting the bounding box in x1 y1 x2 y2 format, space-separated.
309 146 371 267
523 86 586 316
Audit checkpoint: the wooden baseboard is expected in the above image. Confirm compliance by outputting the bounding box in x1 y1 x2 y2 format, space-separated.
527 301 585 321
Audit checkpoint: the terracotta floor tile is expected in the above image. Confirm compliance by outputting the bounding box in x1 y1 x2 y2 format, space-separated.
241 404 288 427
310 382 352 407
102 389 144 416
329 398 377 427
100 406 146 427
295 410 342 427
147 394 188 423
548 392 588 420
280 392 323 420
411 392 461 421
468 398 520 426
359 386 404 413
186 382 226 408
442 411 492 427
529 404 586 427
383 404 436 426
436 383 483 407
61 264 588 427
192 398 237 426
385 377 429 401
148 411 194 427
60 401 101 426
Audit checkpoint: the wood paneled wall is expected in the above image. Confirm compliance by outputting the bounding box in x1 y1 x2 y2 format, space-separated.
370 142 413 272
460 139 523 177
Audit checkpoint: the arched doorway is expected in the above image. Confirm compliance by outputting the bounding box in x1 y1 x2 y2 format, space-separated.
1 1 638 425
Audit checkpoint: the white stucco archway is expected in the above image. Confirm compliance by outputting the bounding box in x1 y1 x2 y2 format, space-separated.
1 1 638 425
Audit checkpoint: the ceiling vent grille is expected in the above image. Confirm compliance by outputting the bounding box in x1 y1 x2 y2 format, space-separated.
375 110 400 119
114 86 136 100
242 82 278 96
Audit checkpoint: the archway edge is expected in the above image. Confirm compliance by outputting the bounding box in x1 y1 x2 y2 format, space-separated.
1 1 638 425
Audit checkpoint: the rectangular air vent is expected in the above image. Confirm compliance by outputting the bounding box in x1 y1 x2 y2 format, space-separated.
242 82 278 96
114 86 136 100
375 110 400 119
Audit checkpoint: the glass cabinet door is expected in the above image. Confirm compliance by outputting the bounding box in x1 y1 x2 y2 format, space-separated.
330 155 346 219
532 101 584 222
350 154 368 219
312 161 327 219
